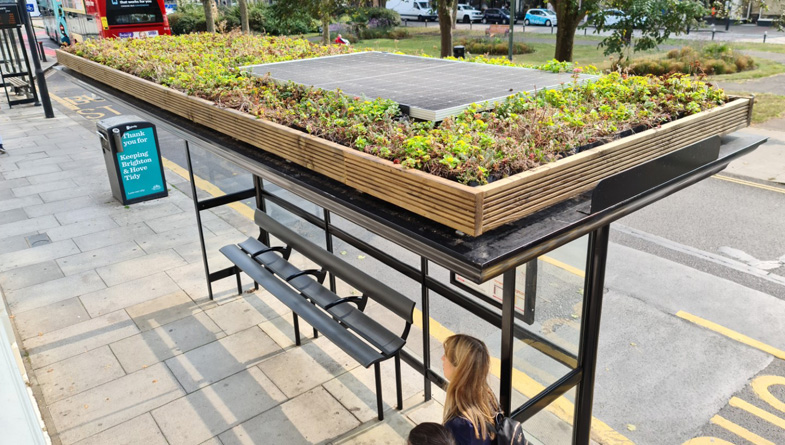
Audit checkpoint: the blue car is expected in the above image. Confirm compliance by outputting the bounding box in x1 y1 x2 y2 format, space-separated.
524 9 558 26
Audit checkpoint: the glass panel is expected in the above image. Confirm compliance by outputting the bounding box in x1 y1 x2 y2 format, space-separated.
521 387 576 443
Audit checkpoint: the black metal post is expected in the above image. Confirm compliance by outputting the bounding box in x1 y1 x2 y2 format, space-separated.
500 269 516 415
572 224 610 444
421 256 432 401
18 0 54 117
185 141 214 300
523 259 537 325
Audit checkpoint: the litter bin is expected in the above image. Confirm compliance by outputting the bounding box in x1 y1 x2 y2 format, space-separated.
97 115 168 205
453 45 465 58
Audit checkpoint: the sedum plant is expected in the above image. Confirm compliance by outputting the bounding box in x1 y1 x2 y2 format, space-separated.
68 33 728 185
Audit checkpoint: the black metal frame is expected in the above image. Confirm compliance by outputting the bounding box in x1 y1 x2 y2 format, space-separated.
0 25 38 107
64 67 767 443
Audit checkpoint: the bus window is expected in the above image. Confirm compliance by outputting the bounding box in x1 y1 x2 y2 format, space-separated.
105 0 163 26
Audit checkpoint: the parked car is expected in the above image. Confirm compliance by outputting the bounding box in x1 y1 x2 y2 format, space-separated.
524 8 557 26
589 8 628 27
456 4 484 23
483 8 517 24
386 0 438 22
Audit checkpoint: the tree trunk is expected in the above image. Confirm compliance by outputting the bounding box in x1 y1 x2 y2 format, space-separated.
203 0 215 32
239 0 249 33
438 0 452 57
553 1 580 61
322 14 330 45
451 0 458 30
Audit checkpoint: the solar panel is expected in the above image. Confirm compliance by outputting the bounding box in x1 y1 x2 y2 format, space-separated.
242 51 598 121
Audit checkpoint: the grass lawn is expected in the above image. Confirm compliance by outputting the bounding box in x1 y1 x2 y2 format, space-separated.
708 58 785 81
726 92 785 124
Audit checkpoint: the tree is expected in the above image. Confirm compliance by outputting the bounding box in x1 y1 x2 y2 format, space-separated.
586 0 706 63
551 0 600 62
239 0 249 33
281 0 343 44
433 0 457 57
202 0 215 32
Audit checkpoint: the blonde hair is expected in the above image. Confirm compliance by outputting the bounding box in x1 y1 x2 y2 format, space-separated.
442 334 498 440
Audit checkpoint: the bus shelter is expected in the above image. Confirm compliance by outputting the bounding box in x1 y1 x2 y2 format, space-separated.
66 67 767 444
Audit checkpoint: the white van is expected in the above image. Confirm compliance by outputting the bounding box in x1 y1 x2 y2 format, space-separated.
386 0 438 21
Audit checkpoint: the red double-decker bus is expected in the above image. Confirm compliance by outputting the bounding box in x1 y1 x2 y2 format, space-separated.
39 0 170 44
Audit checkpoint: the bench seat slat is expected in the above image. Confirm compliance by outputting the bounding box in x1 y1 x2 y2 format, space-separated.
238 238 406 355
220 245 383 368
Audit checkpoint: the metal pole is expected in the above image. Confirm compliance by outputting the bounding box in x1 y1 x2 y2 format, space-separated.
185 141 214 301
572 224 610 444
17 0 54 117
421 257 432 401
508 0 515 61
500 269 516 415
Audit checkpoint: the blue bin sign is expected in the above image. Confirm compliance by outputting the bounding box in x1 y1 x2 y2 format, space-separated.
97 116 168 205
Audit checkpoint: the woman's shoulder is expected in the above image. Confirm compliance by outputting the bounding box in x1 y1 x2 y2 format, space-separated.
445 416 493 445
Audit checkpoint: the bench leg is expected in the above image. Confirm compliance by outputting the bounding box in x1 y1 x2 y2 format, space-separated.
395 354 403 410
292 313 301 346
311 301 319 339
375 362 384 421
253 281 259 291
235 271 243 295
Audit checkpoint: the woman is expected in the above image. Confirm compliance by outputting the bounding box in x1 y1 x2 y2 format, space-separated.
442 334 499 445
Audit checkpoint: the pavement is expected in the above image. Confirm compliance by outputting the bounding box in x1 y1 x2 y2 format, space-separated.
0 26 783 445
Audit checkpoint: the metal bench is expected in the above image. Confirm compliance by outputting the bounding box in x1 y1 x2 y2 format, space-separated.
485 24 510 36
4 76 30 96
220 209 415 421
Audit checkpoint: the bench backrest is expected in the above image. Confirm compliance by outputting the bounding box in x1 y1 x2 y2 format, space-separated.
255 210 415 324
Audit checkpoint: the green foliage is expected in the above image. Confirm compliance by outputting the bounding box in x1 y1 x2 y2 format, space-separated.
623 44 756 76
586 0 707 62
68 34 728 186
169 2 316 35
456 38 534 56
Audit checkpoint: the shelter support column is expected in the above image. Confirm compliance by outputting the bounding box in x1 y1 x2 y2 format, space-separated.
573 224 610 444
500 269 517 415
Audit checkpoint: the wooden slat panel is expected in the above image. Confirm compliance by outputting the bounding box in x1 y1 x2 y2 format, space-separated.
57 50 751 237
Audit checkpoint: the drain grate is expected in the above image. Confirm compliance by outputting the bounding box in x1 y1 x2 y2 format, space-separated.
25 233 52 247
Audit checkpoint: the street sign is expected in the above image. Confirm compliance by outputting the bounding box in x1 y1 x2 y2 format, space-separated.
97 116 168 205
0 3 20 28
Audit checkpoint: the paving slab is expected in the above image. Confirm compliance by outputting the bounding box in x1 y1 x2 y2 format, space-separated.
0 260 63 292
110 312 225 373
14 296 89 340
0 214 60 240
24 310 140 370
96 249 187 287
136 225 206 255
12 179 77 198
24 196 102 219
151 366 287 445
0 233 33 255
258 337 357 399
112 202 183 227
72 221 154 252
3 164 62 180
332 410 413 445
165 326 282 393
16 155 74 170
0 240 80 273
218 386 361 445
57 240 145 276
125 290 201 332
71 413 167 445
165 261 242 304
0 208 27 225
46 216 120 242
0 177 30 191
0 195 44 213
79 272 181 317
39 187 94 203
28 168 102 186
323 355 423 423
54 205 113 225
6 270 105 314
204 296 269 335
35 345 126 405
48 362 184 445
